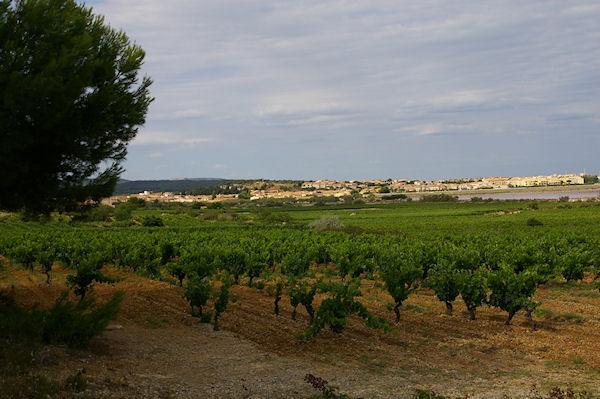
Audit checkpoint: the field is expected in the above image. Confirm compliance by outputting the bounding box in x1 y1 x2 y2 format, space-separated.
1 199 600 398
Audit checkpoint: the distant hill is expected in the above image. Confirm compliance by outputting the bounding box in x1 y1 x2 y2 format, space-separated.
114 178 228 195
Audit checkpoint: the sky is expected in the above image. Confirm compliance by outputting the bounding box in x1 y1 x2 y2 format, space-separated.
85 0 600 181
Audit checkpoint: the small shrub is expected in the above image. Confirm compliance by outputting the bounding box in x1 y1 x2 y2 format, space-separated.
42 291 123 347
420 194 458 202
127 197 147 208
264 212 291 224
141 215 164 227
555 313 584 323
113 204 134 221
207 202 223 209
81 205 113 222
184 276 211 318
414 390 461 399
66 257 117 301
0 291 122 348
526 217 543 226
309 215 344 231
304 373 349 399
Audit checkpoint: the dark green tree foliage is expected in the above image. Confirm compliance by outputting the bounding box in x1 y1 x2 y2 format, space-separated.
300 280 390 339
457 268 487 320
0 0 152 213
427 259 461 314
184 276 211 318
487 265 538 325
378 251 422 323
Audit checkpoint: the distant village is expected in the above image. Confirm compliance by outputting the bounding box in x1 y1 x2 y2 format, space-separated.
101 173 596 205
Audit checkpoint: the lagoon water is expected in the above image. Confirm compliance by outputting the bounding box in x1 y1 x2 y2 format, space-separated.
455 189 600 201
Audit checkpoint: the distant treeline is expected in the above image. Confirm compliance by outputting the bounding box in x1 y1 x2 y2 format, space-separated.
185 185 241 195
113 179 228 195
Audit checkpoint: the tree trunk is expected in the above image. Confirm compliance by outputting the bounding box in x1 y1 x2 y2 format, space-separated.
291 306 297 320
274 296 281 315
445 301 453 315
525 309 536 331
394 303 400 323
505 311 515 325
45 271 51 285
213 313 220 331
304 304 315 324
468 306 476 320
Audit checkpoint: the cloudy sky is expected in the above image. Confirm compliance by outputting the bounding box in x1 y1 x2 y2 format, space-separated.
86 0 600 181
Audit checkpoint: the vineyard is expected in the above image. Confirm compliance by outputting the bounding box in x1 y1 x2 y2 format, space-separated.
1 199 600 397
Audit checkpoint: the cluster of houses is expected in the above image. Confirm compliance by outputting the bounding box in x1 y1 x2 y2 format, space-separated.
301 174 586 193
103 173 589 204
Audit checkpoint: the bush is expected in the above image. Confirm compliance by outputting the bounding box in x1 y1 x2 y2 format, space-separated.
378 251 422 323
309 215 344 231
420 194 458 202
207 202 223 209
42 292 123 347
299 280 390 339
127 197 147 208
141 215 164 227
457 268 488 320
0 291 123 348
113 203 134 221
184 276 211 318
66 257 115 300
79 205 112 222
381 194 408 200
264 212 291 224
487 266 538 325
526 217 543 226
426 260 461 314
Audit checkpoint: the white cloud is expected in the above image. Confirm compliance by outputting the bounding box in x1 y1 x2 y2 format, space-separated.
131 130 215 145
87 0 600 180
